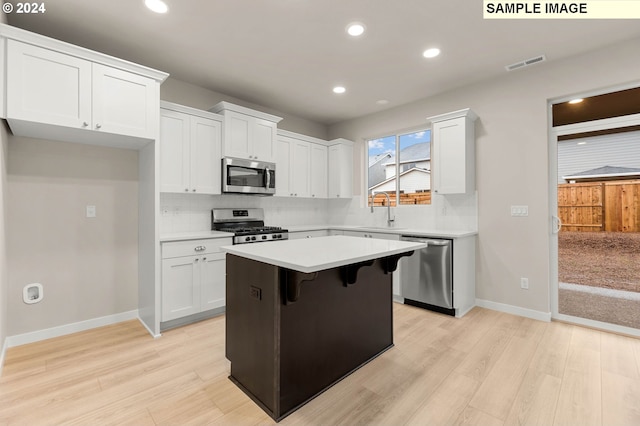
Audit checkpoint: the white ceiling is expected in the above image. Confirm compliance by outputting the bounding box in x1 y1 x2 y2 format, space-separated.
8 0 640 125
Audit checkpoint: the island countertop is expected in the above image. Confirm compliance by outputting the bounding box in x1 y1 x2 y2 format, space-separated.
221 235 427 273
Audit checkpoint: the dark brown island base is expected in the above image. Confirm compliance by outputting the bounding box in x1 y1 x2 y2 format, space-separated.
222 236 425 421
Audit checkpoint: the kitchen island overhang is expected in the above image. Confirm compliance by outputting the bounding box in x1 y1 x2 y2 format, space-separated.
221 236 426 421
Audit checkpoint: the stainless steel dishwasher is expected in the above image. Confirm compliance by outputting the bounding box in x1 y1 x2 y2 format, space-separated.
400 236 454 316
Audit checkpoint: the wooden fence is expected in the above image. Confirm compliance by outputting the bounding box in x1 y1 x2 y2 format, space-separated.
370 191 431 207
558 180 640 232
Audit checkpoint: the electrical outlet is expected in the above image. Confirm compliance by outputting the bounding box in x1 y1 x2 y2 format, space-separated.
520 277 529 290
250 286 262 300
86 205 96 218
511 205 529 217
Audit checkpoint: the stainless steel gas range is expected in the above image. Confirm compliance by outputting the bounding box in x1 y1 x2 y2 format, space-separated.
211 208 288 245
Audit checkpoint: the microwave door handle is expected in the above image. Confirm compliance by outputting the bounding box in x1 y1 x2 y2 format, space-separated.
265 167 271 189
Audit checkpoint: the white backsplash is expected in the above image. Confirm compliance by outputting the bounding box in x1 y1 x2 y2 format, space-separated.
160 193 330 234
327 192 478 231
160 192 477 235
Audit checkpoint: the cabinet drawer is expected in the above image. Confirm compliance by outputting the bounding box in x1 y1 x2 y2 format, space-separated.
162 238 232 259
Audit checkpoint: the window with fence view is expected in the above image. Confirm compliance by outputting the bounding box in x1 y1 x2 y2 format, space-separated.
367 130 431 206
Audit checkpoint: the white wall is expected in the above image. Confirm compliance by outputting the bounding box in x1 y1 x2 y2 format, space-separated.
328 36 640 316
160 78 328 140
0 121 8 368
6 138 139 336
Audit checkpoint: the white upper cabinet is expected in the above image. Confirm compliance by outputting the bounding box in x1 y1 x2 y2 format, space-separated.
276 130 328 198
91 63 157 139
328 139 354 198
0 24 168 149
6 40 92 129
310 143 328 198
160 102 222 195
429 109 478 195
209 102 282 163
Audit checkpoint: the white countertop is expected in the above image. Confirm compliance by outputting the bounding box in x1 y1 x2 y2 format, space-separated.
160 230 234 242
221 235 427 273
288 225 477 239
160 225 477 243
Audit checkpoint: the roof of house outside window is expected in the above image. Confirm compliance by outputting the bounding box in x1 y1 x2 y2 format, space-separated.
382 142 431 166
562 165 640 181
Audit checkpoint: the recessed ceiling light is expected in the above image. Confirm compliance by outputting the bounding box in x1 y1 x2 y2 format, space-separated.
568 98 584 104
376 100 389 105
333 86 346 94
422 48 441 59
346 22 365 37
145 0 168 14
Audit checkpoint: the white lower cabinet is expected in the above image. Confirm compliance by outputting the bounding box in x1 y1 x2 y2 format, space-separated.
161 238 230 322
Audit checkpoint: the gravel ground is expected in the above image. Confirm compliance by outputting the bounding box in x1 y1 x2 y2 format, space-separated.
558 231 640 293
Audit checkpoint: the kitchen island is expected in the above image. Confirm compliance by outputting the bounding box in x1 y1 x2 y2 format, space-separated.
221 236 426 421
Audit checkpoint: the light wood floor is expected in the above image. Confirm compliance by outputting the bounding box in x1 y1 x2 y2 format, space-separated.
2 304 640 425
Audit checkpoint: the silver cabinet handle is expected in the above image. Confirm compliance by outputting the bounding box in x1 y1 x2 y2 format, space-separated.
192 189 196 192
95 124 102 129
82 122 89 127
194 258 199 263
185 188 189 192
194 246 207 252
203 257 207 261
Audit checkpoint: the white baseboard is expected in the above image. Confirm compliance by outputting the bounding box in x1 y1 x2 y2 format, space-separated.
138 316 161 339
0 337 8 376
6 310 139 348
475 299 551 322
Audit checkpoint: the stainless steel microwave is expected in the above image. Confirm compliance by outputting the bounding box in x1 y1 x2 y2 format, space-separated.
222 157 276 195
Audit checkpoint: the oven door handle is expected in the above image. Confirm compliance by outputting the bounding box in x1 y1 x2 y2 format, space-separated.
264 167 271 189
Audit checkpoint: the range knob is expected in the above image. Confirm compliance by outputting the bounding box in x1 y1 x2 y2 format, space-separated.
251 236 257 241
262 235 267 240
245 237 251 242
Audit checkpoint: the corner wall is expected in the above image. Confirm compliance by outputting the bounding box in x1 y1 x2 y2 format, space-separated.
328 37 640 317
0 121 9 372
6 137 139 337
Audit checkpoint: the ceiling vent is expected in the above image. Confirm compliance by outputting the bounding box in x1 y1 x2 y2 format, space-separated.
505 54 547 72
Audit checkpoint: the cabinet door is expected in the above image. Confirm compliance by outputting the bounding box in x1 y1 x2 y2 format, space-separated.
159 109 190 193
328 144 353 198
92 63 157 139
200 253 226 311
432 117 467 194
275 137 293 196
224 111 251 159
190 116 222 194
6 40 91 128
251 118 277 162
291 141 311 197
310 144 328 198
161 256 200 321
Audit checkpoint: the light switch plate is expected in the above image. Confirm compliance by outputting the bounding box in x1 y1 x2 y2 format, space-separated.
511 205 529 217
86 205 96 218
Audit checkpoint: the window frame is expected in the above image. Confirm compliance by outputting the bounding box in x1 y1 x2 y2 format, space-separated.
365 125 432 207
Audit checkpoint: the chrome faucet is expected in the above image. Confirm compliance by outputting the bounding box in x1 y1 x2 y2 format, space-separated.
369 190 395 227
